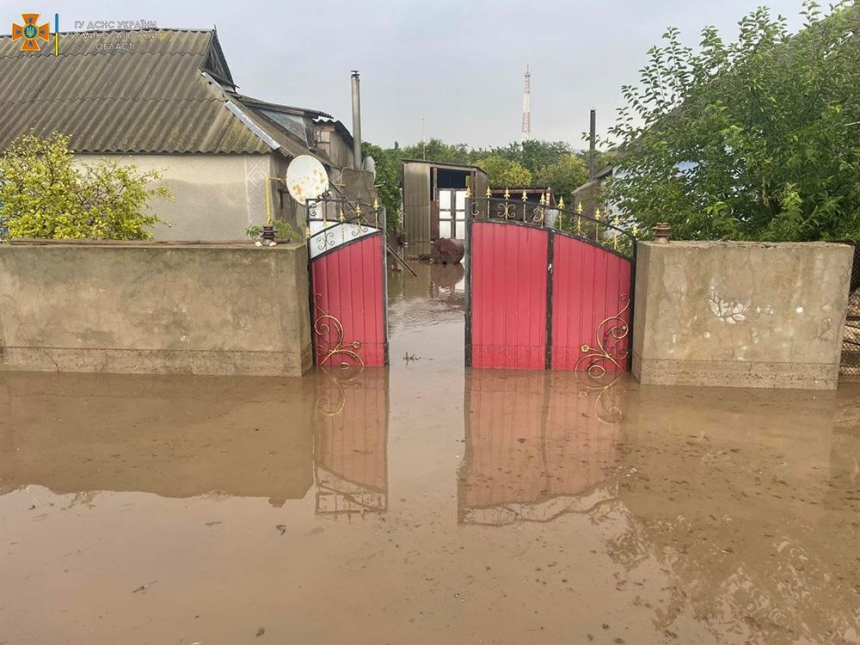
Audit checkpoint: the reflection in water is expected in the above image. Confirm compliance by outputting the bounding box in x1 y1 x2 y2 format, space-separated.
313 368 389 516
2 276 860 644
0 370 391 516
430 263 465 292
459 371 624 525
0 373 316 506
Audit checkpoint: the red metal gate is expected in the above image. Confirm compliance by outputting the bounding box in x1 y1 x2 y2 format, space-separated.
466 197 634 373
551 235 632 374
308 197 388 368
468 221 549 369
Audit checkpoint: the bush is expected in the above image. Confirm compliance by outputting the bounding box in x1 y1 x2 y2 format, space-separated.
0 132 170 241
607 1 860 241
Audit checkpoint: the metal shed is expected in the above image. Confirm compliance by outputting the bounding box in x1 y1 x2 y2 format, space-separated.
402 160 488 243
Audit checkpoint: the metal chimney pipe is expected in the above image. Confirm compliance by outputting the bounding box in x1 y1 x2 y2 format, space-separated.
588 109 597 181
351 71 363 170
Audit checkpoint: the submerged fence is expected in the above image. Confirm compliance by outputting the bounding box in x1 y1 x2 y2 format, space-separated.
840 242 860 379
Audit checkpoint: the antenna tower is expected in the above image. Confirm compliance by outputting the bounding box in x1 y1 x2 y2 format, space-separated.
521 65 531 142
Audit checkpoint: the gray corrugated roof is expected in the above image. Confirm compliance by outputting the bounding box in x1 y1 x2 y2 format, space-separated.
0 29 329 159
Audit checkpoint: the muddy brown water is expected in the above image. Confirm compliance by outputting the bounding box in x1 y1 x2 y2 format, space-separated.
1 263 859 644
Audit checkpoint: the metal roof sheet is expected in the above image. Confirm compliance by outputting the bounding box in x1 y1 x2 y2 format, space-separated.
0 29 327 158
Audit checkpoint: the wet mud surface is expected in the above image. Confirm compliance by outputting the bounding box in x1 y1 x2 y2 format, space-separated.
1 263 859 644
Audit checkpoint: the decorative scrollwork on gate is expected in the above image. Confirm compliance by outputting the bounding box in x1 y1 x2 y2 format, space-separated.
496 199 517 220
317 224 337 252
348 203 372 237
313 295 365 369
486 193 551 224
315 221 375 252
576 295 631 378
315 365 363 417
350 222 372 237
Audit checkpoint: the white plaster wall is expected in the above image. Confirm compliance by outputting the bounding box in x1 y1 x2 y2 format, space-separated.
76 153 288 241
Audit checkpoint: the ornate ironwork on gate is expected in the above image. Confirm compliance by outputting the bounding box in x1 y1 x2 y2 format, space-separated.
306 193 388 368
465 193 636 373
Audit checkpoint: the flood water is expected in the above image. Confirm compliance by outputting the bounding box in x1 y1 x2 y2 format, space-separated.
1 263 859 644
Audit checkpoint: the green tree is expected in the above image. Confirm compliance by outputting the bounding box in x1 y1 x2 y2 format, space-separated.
398 138 471 165
606 1 860 241
476 140 574 176
0 132 169 240
520 140 573 176
383 141 405 179
363 141 400 231
378 138 596 200
474 155 532 188
534 155 589 203
481 142 523 167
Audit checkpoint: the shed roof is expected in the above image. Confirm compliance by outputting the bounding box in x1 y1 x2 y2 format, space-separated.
401 158 487 172
0 29 330 160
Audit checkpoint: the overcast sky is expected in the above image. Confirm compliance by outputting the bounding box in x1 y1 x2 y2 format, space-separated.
7 0 806 149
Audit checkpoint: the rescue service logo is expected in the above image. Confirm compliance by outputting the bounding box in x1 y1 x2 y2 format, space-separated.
11 13 50 51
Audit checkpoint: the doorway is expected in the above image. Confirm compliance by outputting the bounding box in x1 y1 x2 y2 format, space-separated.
437 188 467 240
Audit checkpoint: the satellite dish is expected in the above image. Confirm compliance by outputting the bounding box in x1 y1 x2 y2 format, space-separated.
285 155 329 205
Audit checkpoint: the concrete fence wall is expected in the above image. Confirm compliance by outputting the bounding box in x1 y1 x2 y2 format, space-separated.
0 242 313 377
2 239 853 387
632 241 853 390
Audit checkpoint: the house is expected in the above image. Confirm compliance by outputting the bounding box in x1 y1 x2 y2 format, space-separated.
402 160 489 243
0 28 373 240
572 165 614 219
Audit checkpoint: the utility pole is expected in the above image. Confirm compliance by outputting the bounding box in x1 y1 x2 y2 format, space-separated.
588 109 596 180
521 65 531 142
350 71 362 170
421 116 426 160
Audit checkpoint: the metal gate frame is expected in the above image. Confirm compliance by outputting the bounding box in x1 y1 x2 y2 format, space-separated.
306 195 389 368
464 195 636 372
